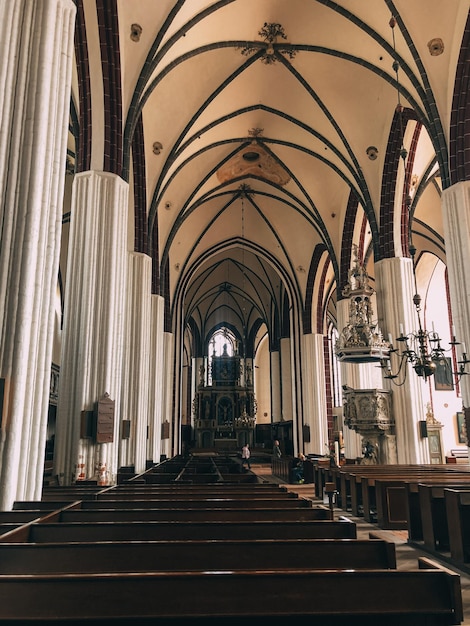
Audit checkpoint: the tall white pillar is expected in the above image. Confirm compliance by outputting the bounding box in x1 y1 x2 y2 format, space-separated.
160 332 174 459
270 350 282 422
280 337 293 420
375 257 427 463
55 172 128 485
301 333 328 455
442 181 470 408
148 295 165 463
121 253 152 474
0 0 75 509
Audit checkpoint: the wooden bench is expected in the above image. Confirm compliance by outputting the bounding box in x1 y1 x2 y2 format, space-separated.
351 466 464 518
1 518 358 542
56 505 333 522
445 488 470 566
93 489 294 500
92 483 290 494
0 510 57 523
403 479 470 542
371 473 470 529
41 486 104 501
333 465 470 525
271 457 294 483
0 557 461 625
0 509 65 536
416 484 470 553
76 497 309 509
0 537 397 573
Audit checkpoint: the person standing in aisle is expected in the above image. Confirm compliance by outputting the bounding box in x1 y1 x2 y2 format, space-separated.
241 443 251 469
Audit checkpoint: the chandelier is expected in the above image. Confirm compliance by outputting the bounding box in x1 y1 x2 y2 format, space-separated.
335 245 390 364
379 244 470 385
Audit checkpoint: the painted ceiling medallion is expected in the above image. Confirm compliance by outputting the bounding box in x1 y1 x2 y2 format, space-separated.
217 144 291 186
240 22 296 65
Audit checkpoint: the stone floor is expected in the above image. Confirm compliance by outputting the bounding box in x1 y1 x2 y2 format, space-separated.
251 463 470 624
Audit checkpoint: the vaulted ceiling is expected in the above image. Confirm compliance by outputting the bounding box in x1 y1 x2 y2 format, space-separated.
70 0 469 356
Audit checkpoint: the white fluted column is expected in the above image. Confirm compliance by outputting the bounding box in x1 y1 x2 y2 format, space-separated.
442 181 470 408
55 172 128 485
270 350 282 422
0 0 75 509
148 295 165 463
301 333 328 455
280 338 293 421
375 257 427 463
160 332 174 459
121 253 152 474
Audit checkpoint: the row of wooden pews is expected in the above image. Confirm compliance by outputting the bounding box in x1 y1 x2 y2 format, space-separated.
0 458 464 624
314 460 470 573
125 453 259 485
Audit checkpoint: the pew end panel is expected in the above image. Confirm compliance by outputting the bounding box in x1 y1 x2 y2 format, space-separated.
418 556 464 624
445 489 470 565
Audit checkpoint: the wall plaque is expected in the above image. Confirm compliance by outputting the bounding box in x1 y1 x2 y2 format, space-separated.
94 393 115 443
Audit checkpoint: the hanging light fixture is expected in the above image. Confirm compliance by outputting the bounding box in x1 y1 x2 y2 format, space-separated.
379 244 470 385
235 185 256 429
377 17 470 385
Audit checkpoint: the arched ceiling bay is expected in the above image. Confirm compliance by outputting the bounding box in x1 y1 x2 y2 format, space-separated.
83 0 469 347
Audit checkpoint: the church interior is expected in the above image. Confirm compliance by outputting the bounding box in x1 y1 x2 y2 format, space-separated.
0 0 470 622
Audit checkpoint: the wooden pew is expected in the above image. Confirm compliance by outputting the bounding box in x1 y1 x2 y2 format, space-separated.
417 484 470 554
56 505 333 522
78 497 309 508
13 501 80 510
94 490 295 500
355 466 464 520
313 458 336 500
0 557 462 625
373 474 470 530
0 509 65 536
0 537 397 573
11 518 358 542
404 480 470 542
271 456 294 483
41 486 104 501
92 486 295 500
445 488 470 566
0 510 57 523
94 483 289 494
334 465 470 526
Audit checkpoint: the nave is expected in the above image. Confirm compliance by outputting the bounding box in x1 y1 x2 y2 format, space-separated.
0 454 466 624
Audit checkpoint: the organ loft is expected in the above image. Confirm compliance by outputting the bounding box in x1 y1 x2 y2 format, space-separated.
193 343 257 450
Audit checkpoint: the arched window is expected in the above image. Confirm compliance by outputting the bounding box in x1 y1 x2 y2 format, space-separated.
208 328 237 385
209 328 235 356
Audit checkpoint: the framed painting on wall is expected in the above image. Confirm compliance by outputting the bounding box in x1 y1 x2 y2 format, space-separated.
433 357 454 391
456 411 467 444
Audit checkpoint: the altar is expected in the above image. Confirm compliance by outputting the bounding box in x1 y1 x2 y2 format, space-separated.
193 346 257 449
